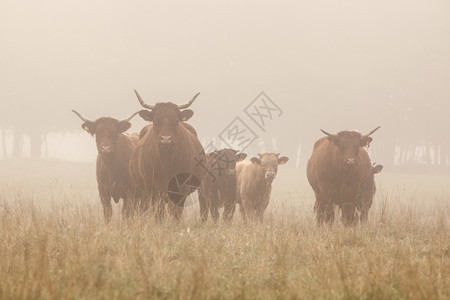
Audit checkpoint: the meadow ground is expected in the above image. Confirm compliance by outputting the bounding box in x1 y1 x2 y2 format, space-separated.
0 160 449 299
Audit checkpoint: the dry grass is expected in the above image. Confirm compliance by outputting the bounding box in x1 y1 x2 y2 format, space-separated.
0 160 449 299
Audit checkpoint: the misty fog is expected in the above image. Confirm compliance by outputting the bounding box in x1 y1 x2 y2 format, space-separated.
1 0 449 171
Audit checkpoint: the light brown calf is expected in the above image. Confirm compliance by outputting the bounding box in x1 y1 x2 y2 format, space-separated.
236 153 289 222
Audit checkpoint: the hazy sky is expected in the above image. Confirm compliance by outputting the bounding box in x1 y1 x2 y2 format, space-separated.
1 0 449 162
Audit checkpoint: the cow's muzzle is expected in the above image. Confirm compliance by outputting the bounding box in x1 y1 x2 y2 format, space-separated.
100 145 112 154
346 158 357 165
265 172 276 182
159 136 173 145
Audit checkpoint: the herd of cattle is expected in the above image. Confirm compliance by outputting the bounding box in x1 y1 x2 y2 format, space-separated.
72 91 382 226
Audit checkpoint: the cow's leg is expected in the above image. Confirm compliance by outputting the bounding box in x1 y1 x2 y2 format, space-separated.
341 203 356 226
210 190 220 223
122 188 138 220
198 189 209 222
155 200 165 221
130 188 144 217
246 200 257 222
256 196 270 223
323 202 335 225
100 195 112 223
360 196 372 223
240 199 248 224
169 201 184 222
256 206 266 223
151 190 165 222
256 210 264 223
134 189 150 217
315 194 334 226
166 180 187 222
121 198 131 220
139 194 150 215
360 206 369 223
223 200 236 223
223 180 237 223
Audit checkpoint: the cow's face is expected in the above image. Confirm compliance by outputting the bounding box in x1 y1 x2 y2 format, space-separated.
139 103 193 148
73 110 138 156
321 127 380 166
209 149 247 176
251 153 289 183
82 118 131 155
327 131 372 166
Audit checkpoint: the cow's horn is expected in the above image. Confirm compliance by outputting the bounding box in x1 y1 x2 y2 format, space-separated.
72 110 92 123
134 89 155 110
320 129 336 137
178 92 200 109
363 126 381 137
121 111 140 123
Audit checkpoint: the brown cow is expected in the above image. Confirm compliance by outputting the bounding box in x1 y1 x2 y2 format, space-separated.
72 110 140 222
307 127 380 226
129 90 207 221
356 163 383 222
198 149 247 223
236 153 289 222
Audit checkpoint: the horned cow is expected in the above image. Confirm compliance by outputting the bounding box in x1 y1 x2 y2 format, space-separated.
129 90 207 221
306 127 380 226
72 110 140 222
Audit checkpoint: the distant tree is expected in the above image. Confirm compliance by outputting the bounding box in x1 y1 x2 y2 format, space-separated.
0 91 73 159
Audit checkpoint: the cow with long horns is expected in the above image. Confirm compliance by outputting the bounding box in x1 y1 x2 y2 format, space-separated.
72 110 140 222
129 90 207 220
307 126 380 226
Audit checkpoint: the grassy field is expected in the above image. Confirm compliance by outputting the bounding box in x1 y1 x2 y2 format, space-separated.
0 160 449 299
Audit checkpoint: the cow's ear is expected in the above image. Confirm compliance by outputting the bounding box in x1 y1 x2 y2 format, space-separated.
373 165 383 174
250 157 261 165
118 121 131 133
237 153 247 161
179 109 194 122
81 122 95 135
360 136 373 147
278 156 289 165
139 110 154 122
